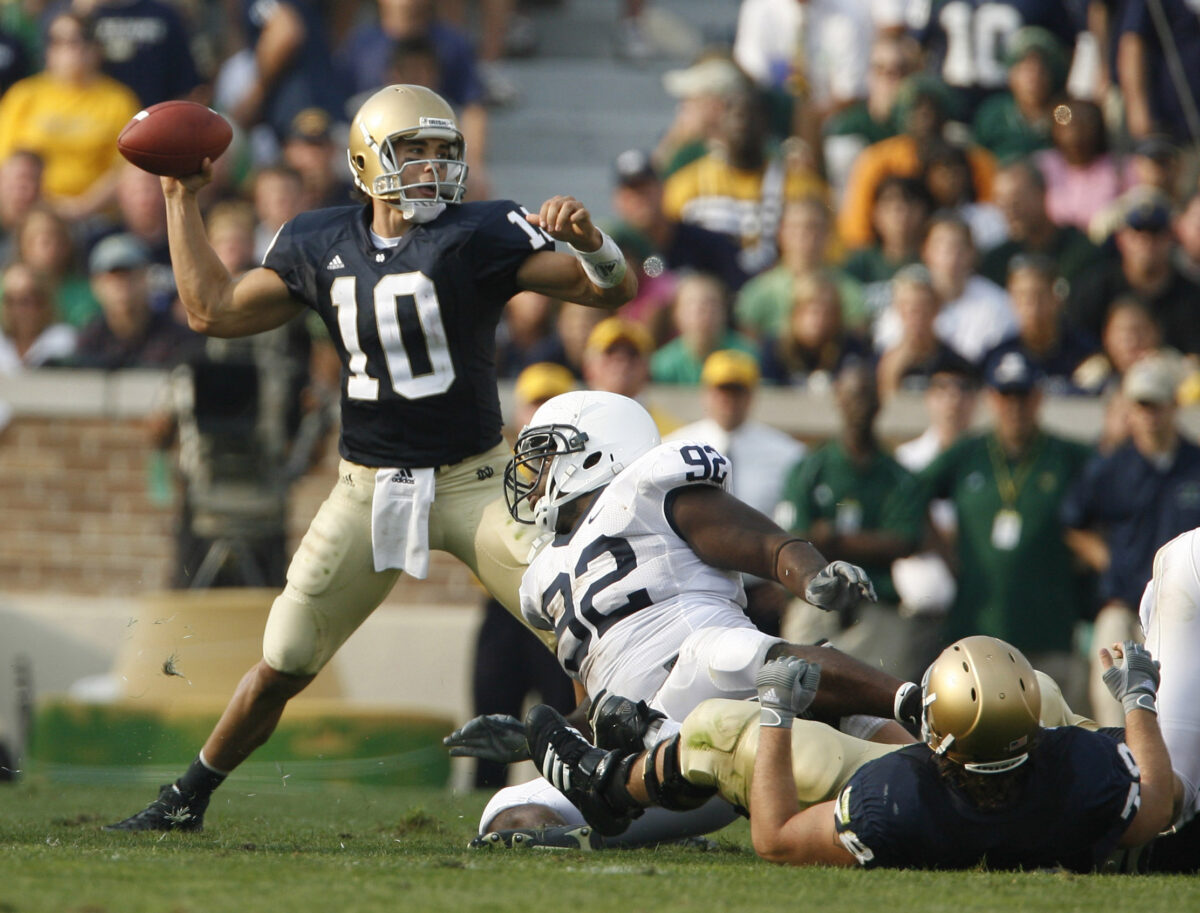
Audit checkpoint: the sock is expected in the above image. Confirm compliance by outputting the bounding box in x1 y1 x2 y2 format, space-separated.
176 753 227 801
600 752 646 816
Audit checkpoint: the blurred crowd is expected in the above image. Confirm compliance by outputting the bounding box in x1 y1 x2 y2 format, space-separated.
5 0 1200 722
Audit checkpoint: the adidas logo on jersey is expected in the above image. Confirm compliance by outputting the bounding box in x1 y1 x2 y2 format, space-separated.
327 254 345 270
391 468 415 484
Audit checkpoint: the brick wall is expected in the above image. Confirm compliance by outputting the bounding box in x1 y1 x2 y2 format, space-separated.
0 414 484 606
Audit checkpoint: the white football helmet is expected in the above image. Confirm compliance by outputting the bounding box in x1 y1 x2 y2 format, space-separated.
504 391 661 533
346 84 468 222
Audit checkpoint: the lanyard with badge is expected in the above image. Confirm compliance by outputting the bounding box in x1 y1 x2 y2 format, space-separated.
986 434 1043 551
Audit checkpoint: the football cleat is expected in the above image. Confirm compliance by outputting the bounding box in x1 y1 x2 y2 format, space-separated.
468 824 605 851
104 783 207 832
588 690 666 753
524 704 639 837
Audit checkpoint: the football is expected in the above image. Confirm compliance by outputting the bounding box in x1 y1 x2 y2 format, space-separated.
117 101 233 178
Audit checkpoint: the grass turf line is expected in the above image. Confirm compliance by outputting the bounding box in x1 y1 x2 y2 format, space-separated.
2 781 1199 913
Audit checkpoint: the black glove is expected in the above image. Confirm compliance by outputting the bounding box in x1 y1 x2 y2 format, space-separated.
443 714 529 763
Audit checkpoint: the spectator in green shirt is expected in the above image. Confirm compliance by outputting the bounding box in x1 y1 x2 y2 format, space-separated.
919 348 1093 708
971 27 1066 162
775 358 929 680
650 272 758 385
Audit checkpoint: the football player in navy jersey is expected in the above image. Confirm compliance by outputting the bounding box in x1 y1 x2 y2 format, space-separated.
521 635 1178 867
106 84 637 832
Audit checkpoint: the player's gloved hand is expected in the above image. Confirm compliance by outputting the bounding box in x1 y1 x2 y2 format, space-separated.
804 561 877 614
1100 641 1161 716
443 714 530 763
755 656 821 728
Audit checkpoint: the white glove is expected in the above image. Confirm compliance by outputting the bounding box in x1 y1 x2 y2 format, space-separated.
755 656 821 728
1101 642 1160 716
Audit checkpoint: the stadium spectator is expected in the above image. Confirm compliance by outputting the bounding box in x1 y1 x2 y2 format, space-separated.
838 74 995 250
907 0 1081 114
983 254 1100 396
0 150 43 265
0 11 139 221
918 139 1007 251
757 271 869 390
226 0 346 145
666 349 807 635
76 0 204 107
1112 0 1200 142
608 148 747 295
495 290 559 379
581 315 679 434
971 26 1067 161
0 260 76 371
525 302 607 380
735 196 866 341
1063 354 1200 725
521 636 1174 868
892 355 979 621
470 361 577 789
651 273 757 385
662 86 826 276
1067 190 1200 356
251 165 304 263
874 265 974 399
1073 297 1168 409
873 214 1015 365
979 157 1102 296
1173 191 1200 284
653 51 750 179
918 348 1093 706
15 204 99 328
776 359 928 681
71 233 202 369
842 175 931 316
823 33 918 203
1032 98 1126 237
280 108 355 212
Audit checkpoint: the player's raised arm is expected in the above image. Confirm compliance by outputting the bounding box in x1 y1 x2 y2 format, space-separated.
516 194 637 308
161 163 304 338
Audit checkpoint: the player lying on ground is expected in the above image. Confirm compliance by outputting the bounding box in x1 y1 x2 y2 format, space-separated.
448 391 926 847
520 635 1178 868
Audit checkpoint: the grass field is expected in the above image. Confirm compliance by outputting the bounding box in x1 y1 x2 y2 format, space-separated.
3 773 1200 913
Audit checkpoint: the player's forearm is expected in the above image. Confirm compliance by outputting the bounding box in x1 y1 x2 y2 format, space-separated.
1120 710 1177 846
749 724 803 862
164 190 235 334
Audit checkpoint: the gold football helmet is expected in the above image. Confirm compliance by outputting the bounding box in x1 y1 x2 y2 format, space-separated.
922 635 1042 774
346 84 467 217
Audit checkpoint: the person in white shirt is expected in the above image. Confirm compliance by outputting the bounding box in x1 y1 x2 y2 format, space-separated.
0 261 76 372
667 349 806 633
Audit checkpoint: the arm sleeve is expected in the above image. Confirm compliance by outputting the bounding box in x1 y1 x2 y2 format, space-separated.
466 201 548 296
262 216 318 306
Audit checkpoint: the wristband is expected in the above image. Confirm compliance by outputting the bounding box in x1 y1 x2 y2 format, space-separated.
570 231 626 288
1124 692 1158 716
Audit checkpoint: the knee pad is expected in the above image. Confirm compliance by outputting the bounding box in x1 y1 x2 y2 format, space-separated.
642 736 718 812
703 627 781 693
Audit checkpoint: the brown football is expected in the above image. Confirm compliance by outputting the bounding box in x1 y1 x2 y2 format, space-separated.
117 101 233 177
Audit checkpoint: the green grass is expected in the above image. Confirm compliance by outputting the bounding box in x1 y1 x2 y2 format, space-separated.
2 776 1199 913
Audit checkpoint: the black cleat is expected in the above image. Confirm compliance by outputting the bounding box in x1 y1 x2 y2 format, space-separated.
525 704 639 837
469 824 605 850
104 783 207 832
588 690 666 753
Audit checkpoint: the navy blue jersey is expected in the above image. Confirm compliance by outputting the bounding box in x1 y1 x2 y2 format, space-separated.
834 728 1139 871
264 200 549 467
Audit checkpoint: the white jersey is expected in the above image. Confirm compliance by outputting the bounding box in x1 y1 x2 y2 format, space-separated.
520 440 748 696
1138 527 1200 827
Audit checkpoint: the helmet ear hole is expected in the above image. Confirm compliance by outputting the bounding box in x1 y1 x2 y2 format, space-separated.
352 153 366 171
582 451 602 469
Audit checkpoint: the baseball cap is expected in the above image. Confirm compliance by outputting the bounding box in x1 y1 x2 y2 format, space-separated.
1123 192 1172 232
585 316 654 358
614 149 657 187
288 107 333 143
701 349 760 389
983 349 1041 394
514 361 575 406
662 55 746 99
1123 355 1179 405
89 233 151 274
